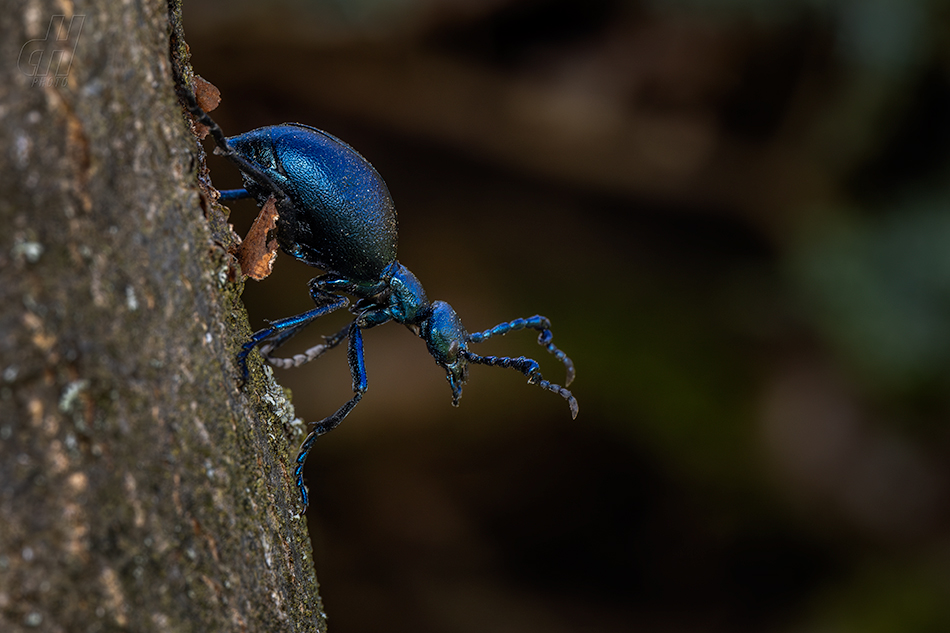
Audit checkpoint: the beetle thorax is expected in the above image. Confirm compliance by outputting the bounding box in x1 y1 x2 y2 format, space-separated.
387 263 430 325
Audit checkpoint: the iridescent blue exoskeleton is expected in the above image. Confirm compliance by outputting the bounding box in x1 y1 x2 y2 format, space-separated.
181 92 576 511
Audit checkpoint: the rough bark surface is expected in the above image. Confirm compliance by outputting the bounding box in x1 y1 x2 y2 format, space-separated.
0 1 325 630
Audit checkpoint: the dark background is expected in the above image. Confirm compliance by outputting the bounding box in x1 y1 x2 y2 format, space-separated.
185 1 950 631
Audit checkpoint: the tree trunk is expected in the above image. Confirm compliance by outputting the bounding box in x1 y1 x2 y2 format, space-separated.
0 1 325 630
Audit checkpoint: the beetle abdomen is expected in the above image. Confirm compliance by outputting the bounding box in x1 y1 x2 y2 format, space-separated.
228 124 398 282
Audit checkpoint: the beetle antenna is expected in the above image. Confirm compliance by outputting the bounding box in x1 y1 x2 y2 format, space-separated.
461 350 578 419
467 315 574 386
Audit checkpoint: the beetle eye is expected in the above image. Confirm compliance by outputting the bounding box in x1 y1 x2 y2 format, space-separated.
448 340 459 359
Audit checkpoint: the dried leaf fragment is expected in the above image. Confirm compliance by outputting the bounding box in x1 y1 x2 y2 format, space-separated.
235 196 280 280
192 75 221 140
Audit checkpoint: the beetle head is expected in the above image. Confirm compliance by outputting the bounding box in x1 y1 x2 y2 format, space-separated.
420 300 469 406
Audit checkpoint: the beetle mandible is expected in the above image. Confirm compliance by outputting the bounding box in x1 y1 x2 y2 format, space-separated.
181 90 577 510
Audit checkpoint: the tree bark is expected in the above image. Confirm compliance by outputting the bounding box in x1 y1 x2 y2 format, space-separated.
0 1 325 630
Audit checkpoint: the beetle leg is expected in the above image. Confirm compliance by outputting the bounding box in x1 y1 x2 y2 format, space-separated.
294 321 368 511
175 86 291 210
261 321 350 370
262 300 394 370
237 292 348 383
461 349 578 419
218 188 251 201
467 315 575 386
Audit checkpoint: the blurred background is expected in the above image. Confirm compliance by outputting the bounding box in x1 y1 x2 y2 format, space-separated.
184 0 950 631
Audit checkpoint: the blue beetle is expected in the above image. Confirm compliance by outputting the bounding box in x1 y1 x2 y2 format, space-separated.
184 98 576 510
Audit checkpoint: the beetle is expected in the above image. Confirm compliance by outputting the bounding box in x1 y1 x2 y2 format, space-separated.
180 89 577 510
